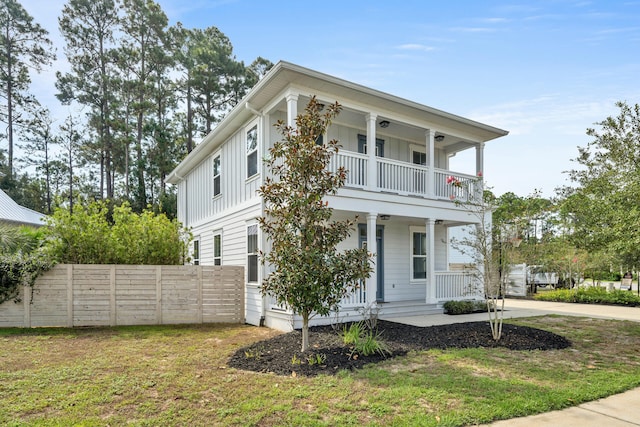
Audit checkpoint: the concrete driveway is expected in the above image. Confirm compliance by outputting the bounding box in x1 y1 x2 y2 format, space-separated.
383 297 640 327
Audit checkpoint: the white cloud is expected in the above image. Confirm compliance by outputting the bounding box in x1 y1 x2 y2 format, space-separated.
396 43 436 52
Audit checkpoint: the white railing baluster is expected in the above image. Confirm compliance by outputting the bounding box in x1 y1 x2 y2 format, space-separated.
435 271 482 301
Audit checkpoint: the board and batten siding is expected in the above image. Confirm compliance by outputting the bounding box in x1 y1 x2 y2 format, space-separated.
177 121 262 230
326 123 448 168
331 213 447 303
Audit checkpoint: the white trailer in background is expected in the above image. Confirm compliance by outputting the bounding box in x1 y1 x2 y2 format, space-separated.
506 264 527 297
506 264 559 296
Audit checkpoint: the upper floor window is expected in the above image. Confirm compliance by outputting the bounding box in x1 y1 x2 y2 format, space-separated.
213 154 221 196
213 232 222 266
412 150 426 166
357 134 385 157
246 125 258 178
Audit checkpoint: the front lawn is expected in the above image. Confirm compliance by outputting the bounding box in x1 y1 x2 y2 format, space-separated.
1 317 640 426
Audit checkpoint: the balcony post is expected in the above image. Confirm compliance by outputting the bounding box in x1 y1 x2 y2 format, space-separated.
426 218 437 303
285 93 298 128
366 114 377 191
366 213 378 305
475 142 485 199
426 129 435 198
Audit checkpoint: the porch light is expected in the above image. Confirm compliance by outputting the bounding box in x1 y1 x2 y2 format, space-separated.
435 134 445 142
435 219 443 225
379 120 390 128
380 214 390 220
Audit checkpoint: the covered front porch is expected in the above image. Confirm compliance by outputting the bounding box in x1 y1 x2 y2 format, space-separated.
263 209 484 331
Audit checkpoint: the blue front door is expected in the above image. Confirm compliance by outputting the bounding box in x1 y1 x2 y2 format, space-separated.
359 224 385 302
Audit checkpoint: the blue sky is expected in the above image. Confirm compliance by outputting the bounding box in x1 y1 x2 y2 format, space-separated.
20 0 640 197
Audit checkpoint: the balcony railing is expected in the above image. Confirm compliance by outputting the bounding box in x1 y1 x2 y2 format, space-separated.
331 150 479 202
435 271 482 301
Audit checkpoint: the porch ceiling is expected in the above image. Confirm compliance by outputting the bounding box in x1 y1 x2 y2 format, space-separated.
268 96 479 154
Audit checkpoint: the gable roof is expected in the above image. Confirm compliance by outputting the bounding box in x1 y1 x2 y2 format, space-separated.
167 61 508 184
0 189 46 227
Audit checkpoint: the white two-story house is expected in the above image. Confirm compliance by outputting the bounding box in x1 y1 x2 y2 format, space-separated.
166 61 508 331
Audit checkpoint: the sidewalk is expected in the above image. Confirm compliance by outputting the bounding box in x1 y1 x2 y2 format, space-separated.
383 298 640 426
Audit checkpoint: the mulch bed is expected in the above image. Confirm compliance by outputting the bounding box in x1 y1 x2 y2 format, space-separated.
228 320 571 376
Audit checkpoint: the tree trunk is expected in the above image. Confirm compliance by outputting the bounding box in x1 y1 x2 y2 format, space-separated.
301 311 310 353
6 32 14 178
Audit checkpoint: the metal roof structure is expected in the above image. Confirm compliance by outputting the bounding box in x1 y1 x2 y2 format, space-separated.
0 189 46 227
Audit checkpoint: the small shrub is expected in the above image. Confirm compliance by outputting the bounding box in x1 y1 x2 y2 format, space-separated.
355 330 389 357
356 302 381 330
341 321 389 358
443 300 486 315
306 353 327 366
342 322 365 345
244 348 262 360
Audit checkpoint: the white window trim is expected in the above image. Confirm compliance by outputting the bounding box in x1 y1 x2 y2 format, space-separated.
409 226 427 283
247 223 259 283
192 237 200 266
246 124 259 179
410 144 427 164
212 152 222 199
213 230 222 266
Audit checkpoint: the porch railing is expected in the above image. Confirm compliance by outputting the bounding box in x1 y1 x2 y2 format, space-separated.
341 281 367 308
330 150 479 202
435 271 482 301
268 281 368 312
433 169 479 202
330 151 368 188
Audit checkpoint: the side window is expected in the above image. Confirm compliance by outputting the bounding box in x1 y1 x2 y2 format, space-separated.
213 232 222 265
192 239 200 265
412 232 426 279
246 125 258 178
247 225 258 282
213 154 221 196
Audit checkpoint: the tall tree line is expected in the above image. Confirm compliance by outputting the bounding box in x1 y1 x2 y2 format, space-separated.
0 0 272 216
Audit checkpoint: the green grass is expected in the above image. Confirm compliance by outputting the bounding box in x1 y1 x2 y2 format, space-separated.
1 317 640 426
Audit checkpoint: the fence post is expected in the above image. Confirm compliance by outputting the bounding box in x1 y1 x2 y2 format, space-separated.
156 266 162 325
110 265 116 326
23 285 31 328
67 264 73 327
197 266 203 324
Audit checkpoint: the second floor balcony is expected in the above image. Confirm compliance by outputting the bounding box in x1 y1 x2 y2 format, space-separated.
329 149 482 203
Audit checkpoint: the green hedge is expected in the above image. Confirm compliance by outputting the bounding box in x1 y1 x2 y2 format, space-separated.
443 300 487 315
534 286 640 306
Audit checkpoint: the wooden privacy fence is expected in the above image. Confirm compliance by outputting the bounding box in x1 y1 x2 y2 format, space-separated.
0 264 244 328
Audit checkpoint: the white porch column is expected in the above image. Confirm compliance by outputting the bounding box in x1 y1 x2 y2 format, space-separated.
286 93 298 128
426 129 435 198
366 212 378 305
475 142 485 199
366 114 377 191
426 218 437 303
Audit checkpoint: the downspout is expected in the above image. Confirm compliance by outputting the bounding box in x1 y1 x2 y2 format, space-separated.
246 102 268 327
